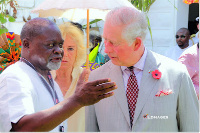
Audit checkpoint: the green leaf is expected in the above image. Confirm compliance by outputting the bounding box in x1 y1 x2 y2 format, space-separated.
8 15 15 22
0 13 7 24
0 0 6 3
0 13 4 19
146 0 156 12
0 27 8 36
146 15 153 47
0 17 7 24
82 19 102 29
138 0 142 10
88 19 102 25
142 0 146 12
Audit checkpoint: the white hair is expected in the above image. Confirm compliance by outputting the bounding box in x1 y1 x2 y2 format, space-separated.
105 6 148 45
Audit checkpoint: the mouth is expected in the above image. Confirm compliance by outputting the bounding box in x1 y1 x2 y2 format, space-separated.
177 41 183 45
110 56 117 59
50 57 62 63
62 60 68 63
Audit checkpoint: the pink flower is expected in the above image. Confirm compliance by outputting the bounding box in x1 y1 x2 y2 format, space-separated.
151 69 162 79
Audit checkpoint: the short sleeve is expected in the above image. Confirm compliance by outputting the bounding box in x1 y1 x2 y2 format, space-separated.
0 75 35 131
0 79 12 131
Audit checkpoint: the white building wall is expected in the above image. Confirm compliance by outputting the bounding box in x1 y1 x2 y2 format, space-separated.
176 0 190 30
144 0 189 55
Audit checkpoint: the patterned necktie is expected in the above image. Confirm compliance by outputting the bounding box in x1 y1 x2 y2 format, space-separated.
126 66 139 128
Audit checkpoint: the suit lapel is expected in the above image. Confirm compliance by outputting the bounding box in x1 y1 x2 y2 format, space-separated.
108 62 131 127
132 50 161 127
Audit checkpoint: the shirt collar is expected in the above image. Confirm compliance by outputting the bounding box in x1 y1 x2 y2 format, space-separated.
121 48 147 71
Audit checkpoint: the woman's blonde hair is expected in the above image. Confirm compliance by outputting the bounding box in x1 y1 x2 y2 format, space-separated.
59 22 86 68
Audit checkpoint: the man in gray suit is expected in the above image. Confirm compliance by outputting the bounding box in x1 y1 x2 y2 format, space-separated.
85 6 199 132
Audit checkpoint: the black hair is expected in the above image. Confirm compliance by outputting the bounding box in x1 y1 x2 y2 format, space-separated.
70 21 83 32
178 28 190 35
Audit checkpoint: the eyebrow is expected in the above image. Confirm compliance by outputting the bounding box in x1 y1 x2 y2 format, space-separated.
45 39 64 43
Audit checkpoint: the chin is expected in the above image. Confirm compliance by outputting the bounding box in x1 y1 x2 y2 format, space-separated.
111 60 121 66
47 61 61 70
178 45 185 49
111 59 130 66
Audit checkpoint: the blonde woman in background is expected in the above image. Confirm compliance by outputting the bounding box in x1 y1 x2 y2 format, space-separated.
52 22 86 132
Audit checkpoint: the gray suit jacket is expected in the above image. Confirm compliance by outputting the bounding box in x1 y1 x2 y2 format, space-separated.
85 50 199 132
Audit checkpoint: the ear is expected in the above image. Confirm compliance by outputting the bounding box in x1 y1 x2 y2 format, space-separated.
132 37 142 51
22 39 30 48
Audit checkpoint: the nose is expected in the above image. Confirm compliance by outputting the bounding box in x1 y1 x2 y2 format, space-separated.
104 41 113 54
53 45 63 55
63 49 68 57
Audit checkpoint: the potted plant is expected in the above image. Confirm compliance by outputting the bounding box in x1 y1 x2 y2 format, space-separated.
0 0 17 35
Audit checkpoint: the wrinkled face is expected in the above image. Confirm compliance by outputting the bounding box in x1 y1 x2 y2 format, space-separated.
176 29 190 49
103 21 135 66
61 36 77 68
28 25 64 71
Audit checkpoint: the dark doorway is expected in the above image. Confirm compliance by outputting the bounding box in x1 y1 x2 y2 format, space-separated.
188 3 199 35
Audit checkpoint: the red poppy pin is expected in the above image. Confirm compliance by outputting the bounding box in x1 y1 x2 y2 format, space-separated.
149 69 162 79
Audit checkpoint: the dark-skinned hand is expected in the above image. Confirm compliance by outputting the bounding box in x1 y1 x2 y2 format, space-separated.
73 68 117 106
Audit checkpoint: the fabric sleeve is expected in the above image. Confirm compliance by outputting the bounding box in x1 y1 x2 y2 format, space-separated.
0 79 12 131
178 54 195 78
176 71 199 132
0 75 35 131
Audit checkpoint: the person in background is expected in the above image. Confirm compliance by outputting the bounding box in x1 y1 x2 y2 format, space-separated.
178 43 199 99
89 30 105 65
85 6 199 132
53 22 86 96
165 28 192 61
52 22 87 132
0 18 117 132
104 54 111 63
98 38 111 63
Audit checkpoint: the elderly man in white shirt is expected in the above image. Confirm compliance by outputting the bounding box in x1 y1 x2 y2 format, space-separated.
0 17 117 132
